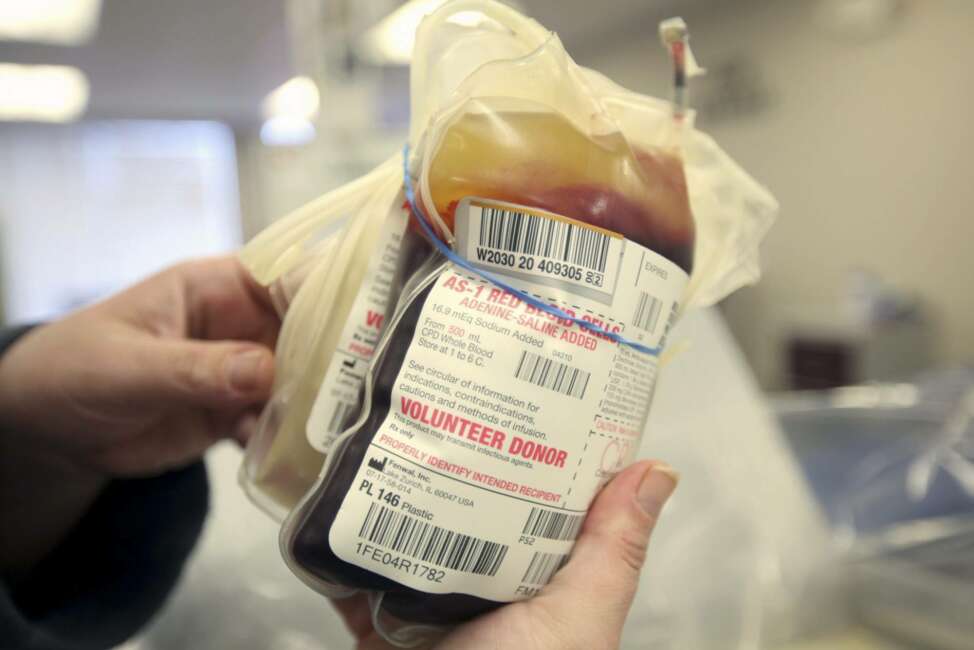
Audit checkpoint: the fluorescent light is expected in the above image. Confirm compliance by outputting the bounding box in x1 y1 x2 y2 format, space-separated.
0 64 89 122
0 0 103 45
359 0 451 65
260 76 319 147
262 76 320 121
259 115 316 147
359 1 522 65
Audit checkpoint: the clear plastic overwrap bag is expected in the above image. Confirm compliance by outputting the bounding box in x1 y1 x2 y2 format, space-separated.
840 382 974 649
264 1 778 645
239 156 408 519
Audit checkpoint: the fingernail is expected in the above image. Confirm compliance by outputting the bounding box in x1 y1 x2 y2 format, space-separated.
636 463 679 517
226 350 266 392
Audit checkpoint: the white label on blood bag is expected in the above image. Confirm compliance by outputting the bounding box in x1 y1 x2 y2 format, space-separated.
329 199 687 601
305 206 408 452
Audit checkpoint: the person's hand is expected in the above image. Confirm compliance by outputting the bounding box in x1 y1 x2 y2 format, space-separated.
332 460 678 650
0 255 278 473
0 256 279 571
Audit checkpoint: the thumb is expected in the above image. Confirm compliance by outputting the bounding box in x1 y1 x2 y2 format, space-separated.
537 460 678 638
133 339 275 407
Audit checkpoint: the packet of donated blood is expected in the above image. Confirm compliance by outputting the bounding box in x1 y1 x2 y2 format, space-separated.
285 106 694 625
277 3 776 646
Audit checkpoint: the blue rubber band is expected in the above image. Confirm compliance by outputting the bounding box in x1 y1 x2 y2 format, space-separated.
402 144 660 357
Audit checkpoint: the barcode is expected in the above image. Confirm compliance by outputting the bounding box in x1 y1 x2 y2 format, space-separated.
478 206 611 273
514 351 590 400
522 551 570 585
327 401 356 434
632 292 664 334
522 507 585 541
358 503 508 577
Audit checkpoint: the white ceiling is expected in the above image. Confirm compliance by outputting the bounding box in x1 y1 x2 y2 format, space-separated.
0 0 702 126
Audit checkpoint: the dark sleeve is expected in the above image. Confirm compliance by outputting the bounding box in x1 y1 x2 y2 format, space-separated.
0 326 210 650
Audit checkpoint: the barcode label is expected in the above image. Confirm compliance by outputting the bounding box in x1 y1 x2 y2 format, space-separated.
479 207 611 273
514 351 590 400
522 507 585 541
522 551 570 585
632 292 664 334
358 503 509 577
327 401 356 434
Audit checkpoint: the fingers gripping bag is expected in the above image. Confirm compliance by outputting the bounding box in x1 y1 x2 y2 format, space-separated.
239 155 412 519
280 1 777 644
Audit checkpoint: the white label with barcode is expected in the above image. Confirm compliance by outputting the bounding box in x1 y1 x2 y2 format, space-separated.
329 198 687 601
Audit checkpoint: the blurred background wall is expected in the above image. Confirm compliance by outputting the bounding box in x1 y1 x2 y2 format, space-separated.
655 1 974 391
1 0 972 387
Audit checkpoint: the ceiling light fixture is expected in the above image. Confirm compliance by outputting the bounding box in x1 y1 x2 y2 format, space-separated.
358 0 522 65
262 76 320 122
359 0 450 65
260 115 317 147
0 0 103 45
260 76 320 147
0 63 89 122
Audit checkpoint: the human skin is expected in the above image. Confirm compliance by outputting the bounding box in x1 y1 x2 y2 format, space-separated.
0 256 278 575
